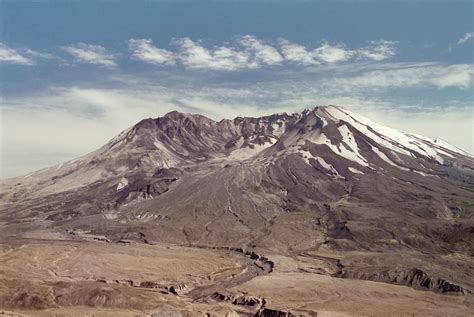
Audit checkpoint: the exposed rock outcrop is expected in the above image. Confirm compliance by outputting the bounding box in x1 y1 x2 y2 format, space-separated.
168 283 189 295
256 308 294 317
212 292 266 308
336 268 470 295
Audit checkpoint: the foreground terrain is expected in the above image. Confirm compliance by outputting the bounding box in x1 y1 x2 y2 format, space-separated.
1 106 473 316
1 237 473 316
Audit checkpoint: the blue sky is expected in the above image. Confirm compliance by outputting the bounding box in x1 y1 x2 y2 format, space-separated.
0 0 473 177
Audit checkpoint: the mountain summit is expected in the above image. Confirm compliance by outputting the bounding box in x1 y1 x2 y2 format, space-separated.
1 106 474 315
2 105 471 194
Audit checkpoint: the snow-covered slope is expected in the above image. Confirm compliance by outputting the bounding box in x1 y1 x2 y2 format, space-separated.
255 105 472 181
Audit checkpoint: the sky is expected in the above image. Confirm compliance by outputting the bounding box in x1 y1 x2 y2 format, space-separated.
0 0 473 178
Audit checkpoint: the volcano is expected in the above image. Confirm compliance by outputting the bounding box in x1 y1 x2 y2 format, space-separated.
1 106 473 316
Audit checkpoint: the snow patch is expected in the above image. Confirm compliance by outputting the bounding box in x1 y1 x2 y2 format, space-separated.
434 149 454 158
337 125 369 167
304 130 369 167
413 170 428 177
315 156 342 178
371 146 409 171
348 167 364 175
298 149 342 178
228 137 276 160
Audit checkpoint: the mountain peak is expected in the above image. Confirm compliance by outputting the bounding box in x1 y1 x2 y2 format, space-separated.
4 105 471 191
163 110 195 121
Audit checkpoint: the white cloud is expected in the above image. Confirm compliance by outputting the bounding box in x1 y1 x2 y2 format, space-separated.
279 39 396 65
313 43 353 63
170 38 214 68
0 43 33 65
23 48 56 60
238 35 284 65
357 40 396 61
290 39 397 63
129 38 175 65
279 39 319 65
429 64 474 88
172 37 251 70
0 43 58 66
172 36 284 70
212 46 254 69
62 43 118 68
457 32 474 45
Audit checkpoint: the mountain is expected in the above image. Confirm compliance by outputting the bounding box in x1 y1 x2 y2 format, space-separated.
1 106 474 316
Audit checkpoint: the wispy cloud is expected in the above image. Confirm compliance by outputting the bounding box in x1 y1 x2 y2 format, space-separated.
279 39 396 65
129 38 175 65
172 37 251 70
24 48 56 60
326 63 474 91
313 43 353 63
0 43 33 65
238 35 284 65
457 32 474 45
62 43 118 68
279 40 319 65
357 40 396 61
0 43 57 65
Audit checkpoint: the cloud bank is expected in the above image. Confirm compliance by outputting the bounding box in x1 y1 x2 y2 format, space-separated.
1 36 397 70
128 36 397 70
